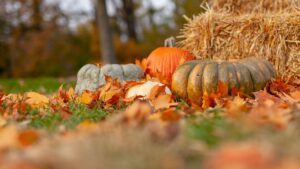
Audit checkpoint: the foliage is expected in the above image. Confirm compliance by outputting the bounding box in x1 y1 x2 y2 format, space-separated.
0 77 299 168
0 77 75 93
0 0 206 77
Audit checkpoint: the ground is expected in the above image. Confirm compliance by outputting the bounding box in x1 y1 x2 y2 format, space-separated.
0 77 299 169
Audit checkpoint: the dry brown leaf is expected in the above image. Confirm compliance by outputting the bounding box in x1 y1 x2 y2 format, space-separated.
268 79 291 94
204 144 275 169
18 129 40 147
254 90 288 108
24 92 49 108
135 58 147 72
248 100 292 128
149 85 167 101
225 96 249 118
122 101 153 126
160 108 181 122
0 125 18 150
217 81 229 97
152 94 177 110
290 90 300 102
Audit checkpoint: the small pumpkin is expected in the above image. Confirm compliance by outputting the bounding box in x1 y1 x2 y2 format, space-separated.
146 37 194 82
126 81 172 99
172 58 276 105
75 64 144 94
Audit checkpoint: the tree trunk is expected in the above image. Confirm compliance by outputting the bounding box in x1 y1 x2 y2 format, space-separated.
31 0 43 30
122 0 137 41
96 0 117 64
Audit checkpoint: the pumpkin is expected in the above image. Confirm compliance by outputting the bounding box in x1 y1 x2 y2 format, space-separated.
146 37 194 82
126 81 172 99
172 58 276 104
75 64 144 94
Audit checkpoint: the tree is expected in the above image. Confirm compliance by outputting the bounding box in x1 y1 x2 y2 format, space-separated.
96 0 117 64
121 0 137 41
31 0 43 30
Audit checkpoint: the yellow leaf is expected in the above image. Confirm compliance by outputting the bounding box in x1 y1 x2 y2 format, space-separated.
0 116 7 128
0 125 18 150
25 92 49 108
67 87 75 99
78 91 93 105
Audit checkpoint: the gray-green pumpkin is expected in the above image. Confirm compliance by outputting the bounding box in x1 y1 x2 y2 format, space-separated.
171 58 276 105
75 64 144 94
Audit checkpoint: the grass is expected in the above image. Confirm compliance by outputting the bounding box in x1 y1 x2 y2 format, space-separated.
0 77 110 131
0 77 75 94
186 108 253 147
29 102 108 131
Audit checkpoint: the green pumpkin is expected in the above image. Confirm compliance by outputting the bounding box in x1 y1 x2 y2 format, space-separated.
171 58 276 104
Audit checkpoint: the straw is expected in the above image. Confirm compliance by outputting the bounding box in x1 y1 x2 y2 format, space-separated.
178 8 300 79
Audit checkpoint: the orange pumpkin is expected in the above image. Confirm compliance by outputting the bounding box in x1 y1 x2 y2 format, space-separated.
146 37 194 82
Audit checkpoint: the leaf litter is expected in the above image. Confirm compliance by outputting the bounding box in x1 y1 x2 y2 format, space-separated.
0 77 299 168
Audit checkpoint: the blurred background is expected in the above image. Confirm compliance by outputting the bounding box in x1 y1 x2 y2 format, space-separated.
0 0 205 78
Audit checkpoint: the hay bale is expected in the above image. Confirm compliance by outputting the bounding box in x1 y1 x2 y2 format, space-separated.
211 0 300 14
178 10 300 79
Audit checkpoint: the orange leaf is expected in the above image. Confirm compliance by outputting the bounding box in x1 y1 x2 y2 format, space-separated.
78 91 93 105
268 79 291 94
225 96 249 118
217 81 229 97
122 101 153 126
248 99 291 129
202 93 221 109
290 90 300 101
60 107 73 120
18 129 40 147
135 58 147 72
160 108 181 122
152 94 177 110
149 85 167 101
254 91 286 107
205 144 275 169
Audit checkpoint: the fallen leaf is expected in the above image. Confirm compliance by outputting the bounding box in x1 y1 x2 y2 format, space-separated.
268 79 291 94
0 125 18 150
202 93 221 109
290 90 300 102
135 58 147 72
152 94 177 110
217 81 229 97
204 144 275 169
24 92 49 108
248 100 292 128
254 90 287 108
67 87 75 99
18 129 40 147
78 91 93 105
0 116 7 128
60 107 73 120
225 96 249 118
122 101 153 126
160 108 181 122
149 85 167 101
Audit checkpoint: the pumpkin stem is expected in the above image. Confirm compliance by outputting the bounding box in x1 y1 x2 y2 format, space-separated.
164 36 176 47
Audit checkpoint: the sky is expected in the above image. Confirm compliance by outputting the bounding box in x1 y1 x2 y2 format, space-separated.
58 0 170 15
53 0 171 28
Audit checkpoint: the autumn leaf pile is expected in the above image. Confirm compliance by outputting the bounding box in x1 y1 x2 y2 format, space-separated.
0 76 300 168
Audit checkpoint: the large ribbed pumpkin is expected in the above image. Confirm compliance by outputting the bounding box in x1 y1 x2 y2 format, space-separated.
146 37 194 82
172 58 276 105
